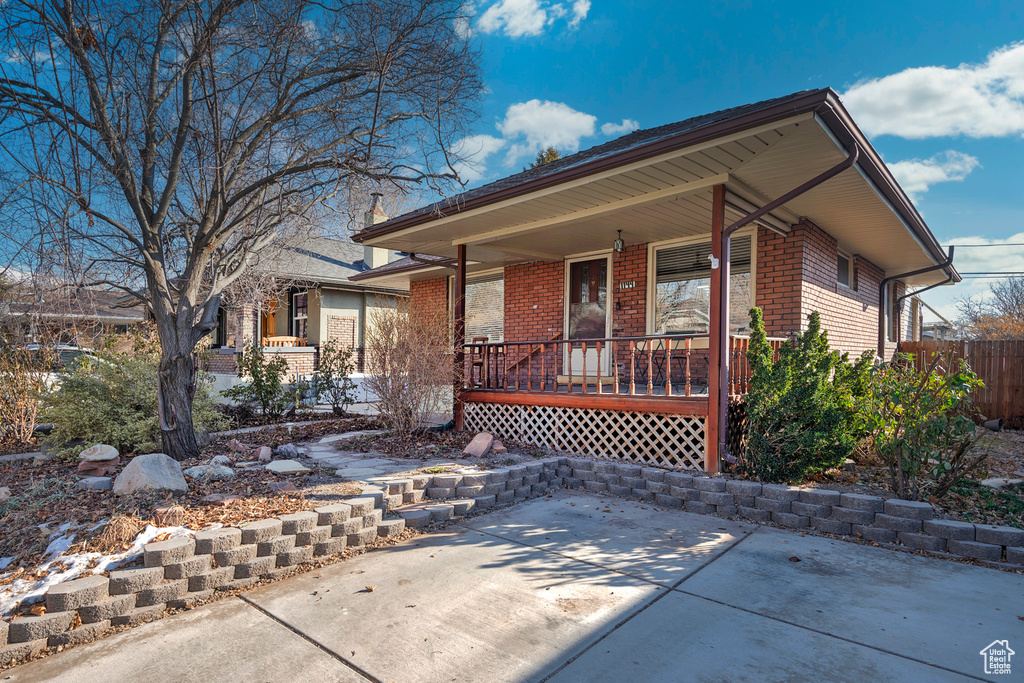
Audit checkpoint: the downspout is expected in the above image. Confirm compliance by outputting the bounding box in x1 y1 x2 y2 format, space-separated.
715 143 861 467
876 246 954 358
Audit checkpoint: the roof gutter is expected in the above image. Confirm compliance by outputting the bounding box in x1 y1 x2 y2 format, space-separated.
877 246 955 358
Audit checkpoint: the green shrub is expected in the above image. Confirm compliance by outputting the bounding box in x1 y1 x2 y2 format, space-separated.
741 308 872 483
313 340 357 415
43 349 225 459
222 343 290 418
861 353 984 500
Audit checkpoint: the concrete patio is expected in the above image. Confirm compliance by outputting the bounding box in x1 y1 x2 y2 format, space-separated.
8 490 1020 682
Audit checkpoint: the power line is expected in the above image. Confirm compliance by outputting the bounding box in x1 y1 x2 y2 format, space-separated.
948 243 1024 247
959 272 1024 275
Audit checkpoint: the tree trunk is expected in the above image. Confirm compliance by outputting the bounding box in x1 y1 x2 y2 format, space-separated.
159 350 200 460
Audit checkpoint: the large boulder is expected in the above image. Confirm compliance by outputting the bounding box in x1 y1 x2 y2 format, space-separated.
112 453 188 496
183 464 235 480
273 443 300 458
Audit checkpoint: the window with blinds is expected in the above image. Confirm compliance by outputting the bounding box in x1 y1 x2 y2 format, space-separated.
464 272 504 343
653 235 753 335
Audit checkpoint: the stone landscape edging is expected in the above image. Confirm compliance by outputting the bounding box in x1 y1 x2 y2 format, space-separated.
3 455 1022 668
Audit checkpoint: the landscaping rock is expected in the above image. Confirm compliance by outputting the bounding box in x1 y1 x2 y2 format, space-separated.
491 440 508 455
195 430 212 447
75 476 112 491
980 477 1024 489
153 504 185 526
256 446 272 462
78 444 118 461
268 481 297 493
274 443 300 458
463 432 494 457
0 486 10 501
112 453 187 496
210 455 232 467
77 457 120 476
183 464 236 480
228 439 251 455
201 493 242 505
265 460 310 474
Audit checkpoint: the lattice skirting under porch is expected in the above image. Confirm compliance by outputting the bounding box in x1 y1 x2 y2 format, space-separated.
463 402 706 470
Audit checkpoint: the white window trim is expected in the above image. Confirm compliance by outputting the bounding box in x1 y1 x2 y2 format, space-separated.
645 228 757 337
292 291 309 338
837 249 853 289
563 252 614 375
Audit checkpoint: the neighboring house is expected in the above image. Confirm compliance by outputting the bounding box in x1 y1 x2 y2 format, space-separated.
2 284 145 346
905 296 957 341
207 201 408 393
350 88 959 473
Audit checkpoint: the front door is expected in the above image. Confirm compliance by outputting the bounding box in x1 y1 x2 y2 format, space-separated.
566 256 611 376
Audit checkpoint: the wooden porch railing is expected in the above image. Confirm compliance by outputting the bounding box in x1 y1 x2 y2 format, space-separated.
727 336 788 394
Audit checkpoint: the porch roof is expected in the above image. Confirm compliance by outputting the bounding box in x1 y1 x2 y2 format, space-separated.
350 88 958 289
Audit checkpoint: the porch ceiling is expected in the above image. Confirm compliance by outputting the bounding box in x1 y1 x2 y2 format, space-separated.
365 112 952 288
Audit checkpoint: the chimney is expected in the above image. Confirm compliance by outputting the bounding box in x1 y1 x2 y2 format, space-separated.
363 192 390 270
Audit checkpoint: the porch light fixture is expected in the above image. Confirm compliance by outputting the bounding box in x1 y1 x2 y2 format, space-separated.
613 230 624 253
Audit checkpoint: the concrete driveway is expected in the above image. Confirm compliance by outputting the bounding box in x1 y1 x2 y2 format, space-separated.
8 490 1022 682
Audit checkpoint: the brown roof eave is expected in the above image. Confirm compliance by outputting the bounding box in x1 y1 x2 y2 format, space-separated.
352 89 834 244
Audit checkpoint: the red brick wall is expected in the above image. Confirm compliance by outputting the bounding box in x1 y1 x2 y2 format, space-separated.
207 352 237 375
612 244 646 337
756 222 903 359
504 260 564 342
409 278 448 321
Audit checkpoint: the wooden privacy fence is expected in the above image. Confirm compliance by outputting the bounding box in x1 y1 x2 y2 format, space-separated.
898 340 1024 427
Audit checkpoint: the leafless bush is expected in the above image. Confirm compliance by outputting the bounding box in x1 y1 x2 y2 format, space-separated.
0 342 53 450
364 300 455 435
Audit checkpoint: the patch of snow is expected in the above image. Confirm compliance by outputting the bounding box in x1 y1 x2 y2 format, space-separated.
0 557 14 571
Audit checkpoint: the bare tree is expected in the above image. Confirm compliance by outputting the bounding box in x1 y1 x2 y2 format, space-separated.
956 276 1024 340
0 0 480 458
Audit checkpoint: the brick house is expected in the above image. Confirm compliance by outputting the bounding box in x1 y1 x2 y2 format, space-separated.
207 215 407 392
350 89 959 472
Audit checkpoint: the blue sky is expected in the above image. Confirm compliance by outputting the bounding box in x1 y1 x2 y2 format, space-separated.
450 0 1024 321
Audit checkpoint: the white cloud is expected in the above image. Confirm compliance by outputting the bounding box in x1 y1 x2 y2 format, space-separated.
451 134 505 183
842 42 1024 139
886 150 980 201
454 3 474 39
569 0 590 29
601 118 639 136
916 232 1024 321
497 99 596 164
475 0 588 38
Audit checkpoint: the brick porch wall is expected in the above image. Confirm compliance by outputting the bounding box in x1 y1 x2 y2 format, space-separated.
410 278 448 322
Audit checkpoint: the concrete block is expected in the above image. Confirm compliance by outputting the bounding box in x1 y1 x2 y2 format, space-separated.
608 484 631 498
670 486 697 501
164 554 212 580
716 504 738 517
883 499 934 520
377 519 406 537
257 535 296 557
799 489 840 507
410 474 432 489
655 494 682 508
621 476 645 489
400 509 433 529
347 526 378 547
0 639 47 668
948 539 1003 561
168 590 215 610
383 495 404 511
734 495 755 508
473 494 497 509
8 611 75 643
574 469 597 482
111 603 165 627
214 544 257 567
487 470 510 484
296 526 332 547
223 577 260 592
239 519 283 545
48 619 109 647
496 490 516 505
346 497 376 516
426 504 455 523
615 463 642 477
364 509 384 527
143 537 196 568
664 472 693 488
563 478 582 489
735 506 768 522
692 477 727 492
873 514 922 533
791 502 831 519
898 532 946 552
0 619 7 646
974 524 1024 547
811 517 851 535
314 503 352 526
596 473 620 486
699 491 734 506
404 489 426 504
234 555 277 579
279 511 318 535
583 481 607 494
524 462 543 476
852 525 897 544
136 579 187 607
109 566 165 595
523 473 541 486
726 480 762 496
45 574 108 613
188 566 236 592
314 537 347 557
633 489 655 502
358 488 385 507
387 479 414 494
194 528 242 555
772 512 809 528
568 458 593 471
645 481 669 495
456 485 485 498
1007 546 1024 566
514 484 532 498
760 484 801 501
684 500 714 515
451 499 476 516
593 461 617 474
922 519 976 541
506 477 524 490
277 546 314 567
482 483 506 496
427 487 455 499
830 507 875 525
77 593 136 624
335 518 364 537
754 497 791 514
640 467 665 482
839 493 885 512
432 474 462 488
